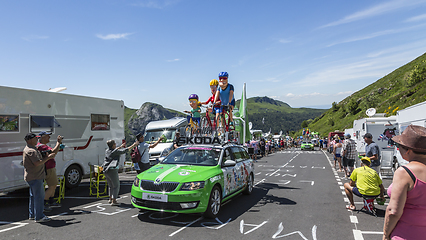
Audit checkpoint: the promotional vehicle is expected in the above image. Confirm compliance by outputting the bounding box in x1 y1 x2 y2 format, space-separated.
144 117 187 164
0 85 125 192
301 141 314 151
131 139 254 218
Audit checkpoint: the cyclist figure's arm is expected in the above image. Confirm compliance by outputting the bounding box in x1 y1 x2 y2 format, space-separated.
229 89 234 105
214 89 220 105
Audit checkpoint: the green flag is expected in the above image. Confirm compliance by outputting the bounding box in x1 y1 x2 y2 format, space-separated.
236 83 251 143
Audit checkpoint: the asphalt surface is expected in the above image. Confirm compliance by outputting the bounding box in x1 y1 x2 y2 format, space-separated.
0 148 392 240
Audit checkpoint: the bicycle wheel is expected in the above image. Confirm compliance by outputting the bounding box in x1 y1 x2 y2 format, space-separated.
200 116 212 135
185 125 192 138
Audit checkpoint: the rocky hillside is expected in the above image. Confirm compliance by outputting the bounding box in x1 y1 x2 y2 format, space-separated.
125 102 185 142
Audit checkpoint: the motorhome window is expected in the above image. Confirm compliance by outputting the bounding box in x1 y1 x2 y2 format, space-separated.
144 130 175 143
0 115 19 132
91 114 110 131
30 116 60 132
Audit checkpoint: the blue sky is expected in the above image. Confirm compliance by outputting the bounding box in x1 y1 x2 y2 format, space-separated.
2 0 426 111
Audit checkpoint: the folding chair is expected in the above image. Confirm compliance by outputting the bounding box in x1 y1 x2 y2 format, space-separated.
357 196 377 217
89 164 108 198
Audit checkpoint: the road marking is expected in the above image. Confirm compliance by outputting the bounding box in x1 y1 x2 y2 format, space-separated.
350 216 358 224
311 166 325 169
201 217 231 229
169 216 203 237
0 221 28 233
282 174 297 177
341 191 346 195
353 229 363 240
340 186 345 190
300 180 314 186
240 220 268 235
272 223 317 240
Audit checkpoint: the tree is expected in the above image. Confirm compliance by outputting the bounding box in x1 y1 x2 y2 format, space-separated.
301 120 309 128
347 99 359 115
331 102 339 112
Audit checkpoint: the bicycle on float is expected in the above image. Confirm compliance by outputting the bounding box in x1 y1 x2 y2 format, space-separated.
200 104 217 136
184 112 201 138
216 104 235 136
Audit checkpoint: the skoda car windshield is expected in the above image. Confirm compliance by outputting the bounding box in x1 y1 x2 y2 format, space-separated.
161 147 221 166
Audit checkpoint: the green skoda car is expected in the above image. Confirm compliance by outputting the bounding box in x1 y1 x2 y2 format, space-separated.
131 143 254 218
301 141 314 151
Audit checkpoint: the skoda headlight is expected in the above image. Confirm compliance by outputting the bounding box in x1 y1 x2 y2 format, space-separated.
133 177 140 187
180 181 205 191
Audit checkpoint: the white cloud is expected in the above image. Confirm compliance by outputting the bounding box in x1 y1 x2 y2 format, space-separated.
319 0 426 29
167 59 180 62
279 39 291 44
337 91 353 95
131 0 180 9
327 23 426 47
405 13 426 22
96 33 133 40
251 77 281 83
22 35 49 41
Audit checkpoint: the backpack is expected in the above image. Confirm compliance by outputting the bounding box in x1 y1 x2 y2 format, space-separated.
131 146 141 163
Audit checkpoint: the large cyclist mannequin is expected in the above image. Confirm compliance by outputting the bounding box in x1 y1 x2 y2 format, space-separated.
201 79 221 127
214 72 235 125
184 94 201 127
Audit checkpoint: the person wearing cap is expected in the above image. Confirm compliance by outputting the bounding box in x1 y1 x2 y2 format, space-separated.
37 131 63 209
360 132 381 175
23 132 62 223
383 125 426 240
344 156 386 211
342 133 357 178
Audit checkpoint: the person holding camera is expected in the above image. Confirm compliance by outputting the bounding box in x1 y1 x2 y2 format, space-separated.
23 132 62 223
103 139 139 206
37 131 63 209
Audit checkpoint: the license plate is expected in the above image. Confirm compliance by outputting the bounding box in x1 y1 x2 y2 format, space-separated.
142 193 168 202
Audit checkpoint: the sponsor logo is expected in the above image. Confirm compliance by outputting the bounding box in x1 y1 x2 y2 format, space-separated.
177 136 221 145
210 175 221 183
147 194 162 200
179 171 190 176
154 178 161 184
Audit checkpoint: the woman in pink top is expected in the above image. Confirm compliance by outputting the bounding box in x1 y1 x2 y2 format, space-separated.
383 125 426 240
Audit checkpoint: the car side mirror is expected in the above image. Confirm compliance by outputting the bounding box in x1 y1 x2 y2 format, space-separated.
223 160 236 167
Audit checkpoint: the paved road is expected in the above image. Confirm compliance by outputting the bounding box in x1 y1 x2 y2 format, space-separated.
0 149 391 240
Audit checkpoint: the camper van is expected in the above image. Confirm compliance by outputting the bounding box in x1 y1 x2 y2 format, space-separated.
394 101 426 168
143 117 187 164
0 86 125 192
352 115 397 175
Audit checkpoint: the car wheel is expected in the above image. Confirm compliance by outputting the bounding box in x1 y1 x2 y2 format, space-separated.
204 186 221 219
64 165 82 189
243 173 254 195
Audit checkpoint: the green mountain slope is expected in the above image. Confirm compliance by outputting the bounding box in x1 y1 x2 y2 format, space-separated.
304 52 426 138
236 97 326 133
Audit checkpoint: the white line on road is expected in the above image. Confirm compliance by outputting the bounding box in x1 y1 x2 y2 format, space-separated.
350 216 358 224
169 216 203 237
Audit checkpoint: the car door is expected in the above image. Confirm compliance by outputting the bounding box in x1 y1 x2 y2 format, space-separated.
221 147 238 197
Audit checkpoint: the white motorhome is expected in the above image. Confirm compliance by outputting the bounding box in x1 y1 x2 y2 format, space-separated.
352 115 397 176
394 100 426 168
0 86 125 192
353 115 397 154
143 117 187 164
